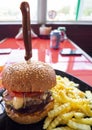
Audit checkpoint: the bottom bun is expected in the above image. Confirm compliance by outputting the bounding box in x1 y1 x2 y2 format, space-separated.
5 101 54 124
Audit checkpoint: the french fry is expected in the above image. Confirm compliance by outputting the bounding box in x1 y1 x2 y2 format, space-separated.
47 112 74 130
48 103 71 118
73 112 85 118
51 126 74 130
47 114 63 130
67 120 91 130
43 117 53 129
80 104 92 116
85 91 92 102
59 111 74 124
73 117 92 125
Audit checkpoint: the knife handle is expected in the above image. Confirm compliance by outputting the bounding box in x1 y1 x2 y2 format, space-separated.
20 2 32 61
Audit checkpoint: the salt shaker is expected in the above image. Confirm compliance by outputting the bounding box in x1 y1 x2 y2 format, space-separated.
58 27 67 42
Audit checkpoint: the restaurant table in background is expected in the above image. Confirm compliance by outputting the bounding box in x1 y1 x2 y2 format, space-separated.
0 38 92 86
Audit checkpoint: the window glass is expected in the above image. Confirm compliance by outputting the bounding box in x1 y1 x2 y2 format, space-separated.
47 0 78 21
0 0 37 21
78 0 92 21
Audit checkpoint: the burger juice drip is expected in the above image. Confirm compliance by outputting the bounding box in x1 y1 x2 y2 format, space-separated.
3 90 53 114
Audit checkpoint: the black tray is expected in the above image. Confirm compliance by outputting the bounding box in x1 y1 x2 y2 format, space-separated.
0 70 92 130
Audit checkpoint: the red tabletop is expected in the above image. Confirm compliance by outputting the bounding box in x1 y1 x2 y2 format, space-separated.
0 38 92 86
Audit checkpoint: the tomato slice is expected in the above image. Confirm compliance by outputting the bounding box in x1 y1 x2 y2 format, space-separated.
9 91 43 98
25 91 43 97
10 91 23 97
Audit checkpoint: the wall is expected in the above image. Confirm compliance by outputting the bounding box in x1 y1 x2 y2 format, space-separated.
0 24 92 56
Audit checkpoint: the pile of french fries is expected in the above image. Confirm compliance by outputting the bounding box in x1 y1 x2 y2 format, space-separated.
43 75 92 130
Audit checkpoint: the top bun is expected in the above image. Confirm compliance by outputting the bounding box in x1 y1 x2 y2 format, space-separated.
2 61 56 92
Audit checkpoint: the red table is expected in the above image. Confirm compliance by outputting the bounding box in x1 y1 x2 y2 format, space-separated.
0 38 92 86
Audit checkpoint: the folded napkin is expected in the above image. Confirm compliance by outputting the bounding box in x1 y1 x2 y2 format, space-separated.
15 27 38 39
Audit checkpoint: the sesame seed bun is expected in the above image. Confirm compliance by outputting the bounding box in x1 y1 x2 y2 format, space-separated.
2 61 56 92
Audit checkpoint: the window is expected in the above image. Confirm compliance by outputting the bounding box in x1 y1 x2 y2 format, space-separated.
0 0 38 21
0 0 92 23
77 0 92 21
47 0 78 21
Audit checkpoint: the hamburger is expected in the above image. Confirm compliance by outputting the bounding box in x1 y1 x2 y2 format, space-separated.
2 61 56 124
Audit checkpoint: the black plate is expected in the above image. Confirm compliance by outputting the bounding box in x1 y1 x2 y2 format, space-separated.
0 70 92 130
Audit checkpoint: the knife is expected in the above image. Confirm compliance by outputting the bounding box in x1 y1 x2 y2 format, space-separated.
20 2 32 62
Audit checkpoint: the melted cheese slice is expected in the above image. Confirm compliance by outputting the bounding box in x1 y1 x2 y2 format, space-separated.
13 97 24 109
